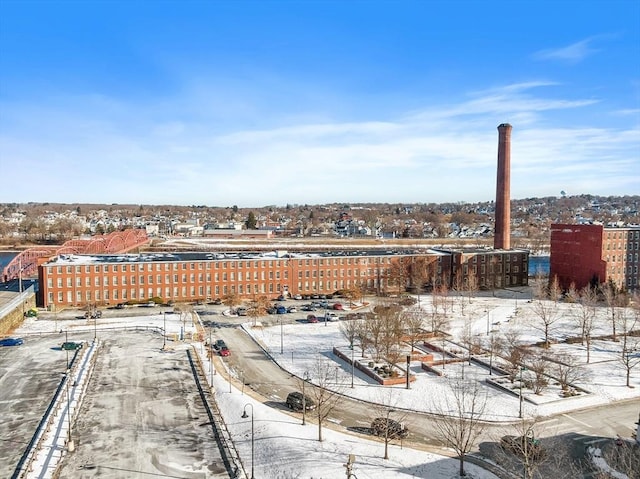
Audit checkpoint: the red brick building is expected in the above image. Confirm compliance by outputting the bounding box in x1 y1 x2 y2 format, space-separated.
37 248 528 309
550 224 640 291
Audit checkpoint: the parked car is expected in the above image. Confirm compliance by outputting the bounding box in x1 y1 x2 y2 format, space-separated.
306 314 318 323
61 341 83 351
325 312 339 321
500 435 544 460
276 305 287 314
0 337 24 346
213 339 227 351
219 346 231 357
333 303 344 310
236 307 247 316
287 306 297 313
277 295 286 301
115 303 126 309
370 417 408 439
293 294 303 300
285 391 316 411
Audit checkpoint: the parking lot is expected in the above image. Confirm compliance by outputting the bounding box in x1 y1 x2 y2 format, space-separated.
1 326 231 479
0 330 87 478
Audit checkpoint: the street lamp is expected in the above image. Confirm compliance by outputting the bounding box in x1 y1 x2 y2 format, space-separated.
302 371 310 426
279 318 283 354
240 403 255 479
350 343 355 388
65 368 75 452
162 312 167 350
486 309 491 336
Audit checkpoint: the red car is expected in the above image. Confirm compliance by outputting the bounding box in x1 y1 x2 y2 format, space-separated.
219 346 231 357
333 303 344 310
307 314 319 323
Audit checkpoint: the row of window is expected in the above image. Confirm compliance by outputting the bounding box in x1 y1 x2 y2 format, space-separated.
46 278 372 304
605 241 640 251
605 230 640 240
605 253 640 263
51 256 400 275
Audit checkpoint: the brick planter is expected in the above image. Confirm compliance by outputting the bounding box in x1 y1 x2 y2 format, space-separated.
333 347 416 386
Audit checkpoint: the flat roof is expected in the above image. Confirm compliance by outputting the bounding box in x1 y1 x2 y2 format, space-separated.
43 249 454 266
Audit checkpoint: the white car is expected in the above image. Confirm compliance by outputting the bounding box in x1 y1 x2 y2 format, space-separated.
325 312 339 321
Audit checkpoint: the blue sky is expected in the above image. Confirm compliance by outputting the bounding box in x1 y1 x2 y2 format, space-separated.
1 0 638 207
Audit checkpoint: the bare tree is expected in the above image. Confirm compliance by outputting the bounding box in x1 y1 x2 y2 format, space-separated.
601 279 620 341
431 379 488 477
617 307 640 388
453 270 467 316
401 306 425 353
304 359 344 442
485 333 503 376
502 330 530 382
494 417 581 479
466 268 479 304
222 292 242 311
552 353 588 393
247 295 270 326
565 282 579 303
375 303 404 368
548 275 562 303
372 388 407 460
354 319 370 358
339 319 359 348
573 286 598 363
527 355 549 395
530 298 562 348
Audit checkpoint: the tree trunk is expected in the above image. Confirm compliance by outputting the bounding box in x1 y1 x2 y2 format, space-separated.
459 454 466 476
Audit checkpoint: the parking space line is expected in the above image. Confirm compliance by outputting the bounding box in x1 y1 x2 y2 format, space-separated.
562 413 592 428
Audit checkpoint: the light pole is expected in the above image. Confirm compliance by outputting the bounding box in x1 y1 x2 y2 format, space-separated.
209 327 213 386
519 366 525 418
486 309 490 336
350 343 355 388
65 368 75 452
279 318 283 354
162 312 167 349
302 371 310 426
240 403 255 479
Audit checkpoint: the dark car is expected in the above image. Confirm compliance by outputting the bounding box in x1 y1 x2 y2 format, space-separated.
61 341 83 351
0 337 24 347
213 339 227 351
370 417 408 439
276 305 287 314
285 391 316 411
500 435 544 460
306 314 318 323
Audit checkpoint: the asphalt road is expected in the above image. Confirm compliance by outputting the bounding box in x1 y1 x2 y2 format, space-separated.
209 309 640 476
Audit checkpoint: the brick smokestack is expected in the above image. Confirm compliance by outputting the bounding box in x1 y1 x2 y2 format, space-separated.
494 123 512 250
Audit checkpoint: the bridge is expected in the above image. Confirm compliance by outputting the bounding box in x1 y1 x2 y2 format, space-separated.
1 229 149 282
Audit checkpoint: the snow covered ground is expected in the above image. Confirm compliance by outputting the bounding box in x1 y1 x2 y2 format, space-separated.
247 293 640 422
12 291 639 479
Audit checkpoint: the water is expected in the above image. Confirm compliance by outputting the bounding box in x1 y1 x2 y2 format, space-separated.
0 251 18 270
529 255 550 276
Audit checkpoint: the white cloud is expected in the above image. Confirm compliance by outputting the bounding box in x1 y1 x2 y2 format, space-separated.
0 81 637 206
533 37 601 64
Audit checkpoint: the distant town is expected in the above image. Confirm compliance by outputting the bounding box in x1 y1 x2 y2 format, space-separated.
1 194 638 254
